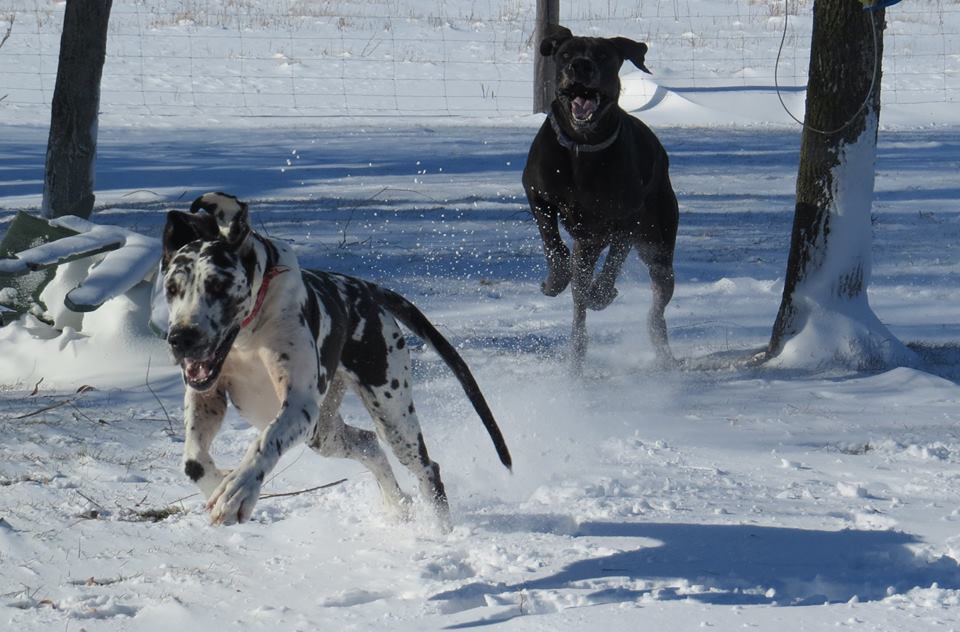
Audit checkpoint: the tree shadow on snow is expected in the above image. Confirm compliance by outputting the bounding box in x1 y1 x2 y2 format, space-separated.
433 517 960 626
907 342 960 385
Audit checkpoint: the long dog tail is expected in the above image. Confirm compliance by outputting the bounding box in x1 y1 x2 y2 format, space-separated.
370 285 512 471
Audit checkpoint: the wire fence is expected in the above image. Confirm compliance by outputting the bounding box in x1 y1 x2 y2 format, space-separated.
0 0 958 120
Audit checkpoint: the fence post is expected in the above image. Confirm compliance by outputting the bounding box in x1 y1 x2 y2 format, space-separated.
534 0 559 113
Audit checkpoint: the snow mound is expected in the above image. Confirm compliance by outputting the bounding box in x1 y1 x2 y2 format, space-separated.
0 262 174 389
620 69 809 127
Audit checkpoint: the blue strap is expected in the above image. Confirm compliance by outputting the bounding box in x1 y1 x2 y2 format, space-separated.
861 0 902 10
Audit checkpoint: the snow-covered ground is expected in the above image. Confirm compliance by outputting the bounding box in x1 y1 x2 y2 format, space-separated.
4 0 960 630
3 124 960 631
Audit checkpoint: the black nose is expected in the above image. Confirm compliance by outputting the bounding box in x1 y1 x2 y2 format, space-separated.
168 326 202 355
569 58 594 80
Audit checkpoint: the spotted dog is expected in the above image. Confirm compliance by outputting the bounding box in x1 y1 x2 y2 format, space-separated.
161 192 512 527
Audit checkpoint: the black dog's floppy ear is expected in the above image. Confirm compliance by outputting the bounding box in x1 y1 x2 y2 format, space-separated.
539 24 573 56
189 191 251 249
162 210 218 269
609 37 651 74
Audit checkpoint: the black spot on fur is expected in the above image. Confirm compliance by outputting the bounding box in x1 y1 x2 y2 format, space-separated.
417 433 430 465
171 253 195 268
184 459 204 482
240 248 257 287
204 242 236 271
204 274 230 298
408 403 415 414
256 471 265 482
279 353 289 362
254 233 280 270
383 391 392 399
396 337 405 350
300 289 321 342
275 439 283 456
318 374 327 393
391 379 399 389
342 310 389 385
301 408 311 421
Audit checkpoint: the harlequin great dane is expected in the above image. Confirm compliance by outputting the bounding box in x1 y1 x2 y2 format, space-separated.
161 192 512 528
523 25 679 372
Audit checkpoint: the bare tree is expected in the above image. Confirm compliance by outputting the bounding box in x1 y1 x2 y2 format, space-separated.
41 0 113 220
759 1 914 369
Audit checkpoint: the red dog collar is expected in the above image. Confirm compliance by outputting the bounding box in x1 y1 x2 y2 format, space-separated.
242 265 290 328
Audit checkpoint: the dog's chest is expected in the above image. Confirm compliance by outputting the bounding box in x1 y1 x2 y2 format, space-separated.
538 153 650 234
555 178 648 238
222 350 282 429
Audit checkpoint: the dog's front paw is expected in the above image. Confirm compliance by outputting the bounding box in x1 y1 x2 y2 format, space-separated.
586 283 618 311
541 262 571 296
540 247 571 296
206 467 263 526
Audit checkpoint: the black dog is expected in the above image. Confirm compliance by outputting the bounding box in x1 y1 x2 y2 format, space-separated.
522 25 679 371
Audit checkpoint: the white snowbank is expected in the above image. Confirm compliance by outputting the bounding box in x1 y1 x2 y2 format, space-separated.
0 262 174 389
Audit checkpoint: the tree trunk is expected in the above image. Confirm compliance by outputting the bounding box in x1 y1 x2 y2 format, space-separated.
41 0 113 220
533 0 559 114
762 1 914 369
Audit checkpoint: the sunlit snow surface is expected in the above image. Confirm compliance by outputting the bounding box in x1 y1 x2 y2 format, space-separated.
3 122 960 631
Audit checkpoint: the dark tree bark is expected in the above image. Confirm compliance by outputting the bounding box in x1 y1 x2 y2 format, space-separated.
533 0 559 113
41 0 113 220
760 1 913 369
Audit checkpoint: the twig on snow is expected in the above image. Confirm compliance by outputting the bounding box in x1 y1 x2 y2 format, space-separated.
145 356 175 436
12 385 96 420
259 478 348 499
166 477 349 507
75 490 104 510
67 575 137 587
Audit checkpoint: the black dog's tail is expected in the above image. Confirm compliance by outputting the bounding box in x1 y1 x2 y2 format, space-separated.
370 285 512 471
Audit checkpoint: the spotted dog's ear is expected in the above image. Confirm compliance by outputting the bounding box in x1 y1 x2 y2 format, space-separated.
162 210 219 269
190 192 251 249
539 24 573 56
608 37 651 74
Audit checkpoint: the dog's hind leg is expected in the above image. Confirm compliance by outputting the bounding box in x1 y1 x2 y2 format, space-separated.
359 380 451 531
636 241 676 366
570 239 605 374
587 239 630 311
308 373 411 517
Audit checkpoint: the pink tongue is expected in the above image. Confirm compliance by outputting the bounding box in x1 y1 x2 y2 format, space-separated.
571 96 598 120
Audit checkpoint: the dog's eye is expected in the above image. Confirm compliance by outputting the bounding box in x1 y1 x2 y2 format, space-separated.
560 52 572 61
165 280 180 299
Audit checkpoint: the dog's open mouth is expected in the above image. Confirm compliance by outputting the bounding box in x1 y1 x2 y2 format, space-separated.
560 86 604 127
178 328 238 391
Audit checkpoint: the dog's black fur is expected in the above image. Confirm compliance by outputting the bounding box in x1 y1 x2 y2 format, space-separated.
522 25 679 370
